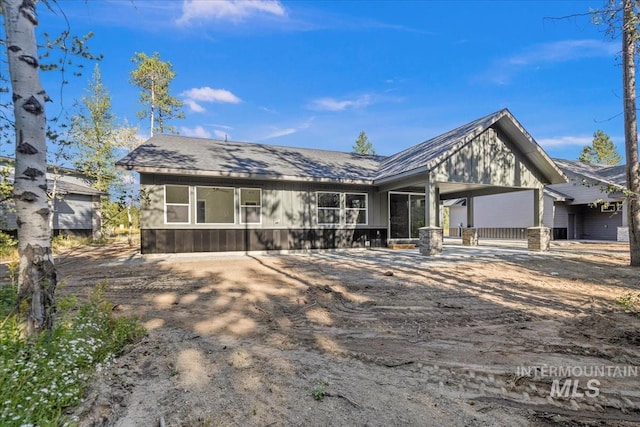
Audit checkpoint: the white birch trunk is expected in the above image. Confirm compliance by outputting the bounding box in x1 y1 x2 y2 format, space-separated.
2 0 57 333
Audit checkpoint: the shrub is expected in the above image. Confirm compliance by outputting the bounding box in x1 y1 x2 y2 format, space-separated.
0 231 17 259
0 281 146 426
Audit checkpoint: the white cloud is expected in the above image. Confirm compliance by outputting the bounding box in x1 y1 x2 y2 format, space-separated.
508 39 618 66
263 128 297 139
481 39 618 85
260 116 314 140
184 99 205 113
537 135 592 148
180 125 212 138
213 129 231 140
181 87 242 113
309 94 372 112
177 0 286 25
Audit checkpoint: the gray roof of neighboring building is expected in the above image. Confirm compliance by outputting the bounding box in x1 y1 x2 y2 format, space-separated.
552 158 626 190
51 178 103 196
1 162 104 197
116 134 385 184
117 109 566 186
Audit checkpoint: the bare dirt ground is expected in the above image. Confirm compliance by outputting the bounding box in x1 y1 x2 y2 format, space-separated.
20 239 640 425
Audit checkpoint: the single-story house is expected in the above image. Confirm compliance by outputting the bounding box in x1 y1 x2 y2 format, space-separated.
1 158 104 238
448 159 628 241
117 108 568 254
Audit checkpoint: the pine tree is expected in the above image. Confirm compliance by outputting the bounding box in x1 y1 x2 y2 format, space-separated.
578 130 622 165
130 52 185 136
353 131 375 155
72 65 118 194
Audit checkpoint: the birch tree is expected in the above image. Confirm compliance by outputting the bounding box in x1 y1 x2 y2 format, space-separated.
114 124 142 246
2 0 57 333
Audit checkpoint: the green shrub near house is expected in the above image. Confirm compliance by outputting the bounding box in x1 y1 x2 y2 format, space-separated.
0 280 146 426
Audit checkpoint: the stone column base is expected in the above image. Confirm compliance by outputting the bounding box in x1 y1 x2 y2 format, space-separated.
527 227 550 252
617 227 630 242
418 227 443 256
462 228 479 246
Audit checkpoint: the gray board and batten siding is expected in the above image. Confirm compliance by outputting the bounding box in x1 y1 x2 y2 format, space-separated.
139 173 388 253
118 109 570 253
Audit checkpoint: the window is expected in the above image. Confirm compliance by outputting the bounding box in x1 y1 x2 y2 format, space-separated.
601 202 623 213
317 192 341 224
317 192 368 225
165 185 190 224
196 186 235 224
240 188 262 224
345 193 367 225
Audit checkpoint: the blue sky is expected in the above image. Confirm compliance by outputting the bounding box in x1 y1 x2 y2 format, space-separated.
28 0 628 161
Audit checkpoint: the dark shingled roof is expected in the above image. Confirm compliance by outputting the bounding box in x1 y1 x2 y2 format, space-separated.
376 110 507 181
117 134 385 184
117 109 566 186
552 158 626 189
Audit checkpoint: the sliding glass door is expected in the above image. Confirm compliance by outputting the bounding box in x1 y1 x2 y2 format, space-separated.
389 192 426 239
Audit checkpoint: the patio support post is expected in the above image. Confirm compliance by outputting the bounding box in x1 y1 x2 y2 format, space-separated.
528 187 550 251
463 195 478 246
425 176 439 227
420 176 443 255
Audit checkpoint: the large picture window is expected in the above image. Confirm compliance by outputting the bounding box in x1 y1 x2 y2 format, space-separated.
196 186 235 224
317 192 341 224
165 185 190 224
240 188 262 224
345 193 367 225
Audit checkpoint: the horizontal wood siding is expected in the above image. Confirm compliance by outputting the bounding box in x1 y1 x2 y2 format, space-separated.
580 207 622 240
141 228 388 254
473 191 534 227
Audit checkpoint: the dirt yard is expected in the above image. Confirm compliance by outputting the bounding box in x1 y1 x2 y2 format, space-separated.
45 240 640 425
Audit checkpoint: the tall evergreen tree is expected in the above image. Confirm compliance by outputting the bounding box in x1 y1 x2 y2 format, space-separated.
130 52 184 136
578 130 622 165
71 65 118 194
353 131 376 155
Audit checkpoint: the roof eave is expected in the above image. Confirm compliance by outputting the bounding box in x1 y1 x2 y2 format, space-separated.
496 113 568 185
122 165 375 186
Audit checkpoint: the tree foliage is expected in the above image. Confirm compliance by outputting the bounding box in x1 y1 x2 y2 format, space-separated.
578 129 622 165
130 51 184 136
71 64 118 194
353 130 375 155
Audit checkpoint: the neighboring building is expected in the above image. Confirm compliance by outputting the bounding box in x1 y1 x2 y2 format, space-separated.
117 109 566 254
0 158 104 238
450 159 627 241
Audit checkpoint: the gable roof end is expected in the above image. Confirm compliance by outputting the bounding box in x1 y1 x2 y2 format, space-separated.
374 109 566 186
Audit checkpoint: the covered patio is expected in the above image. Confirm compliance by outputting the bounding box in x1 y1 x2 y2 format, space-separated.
374 109 566 255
